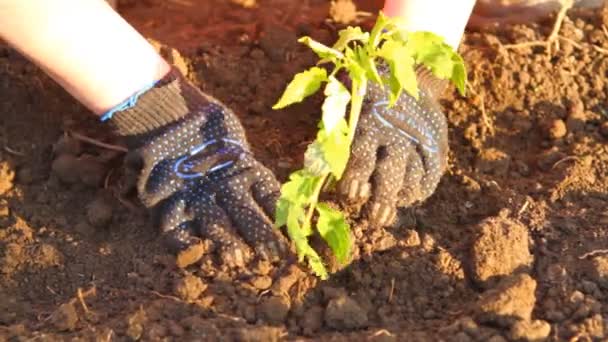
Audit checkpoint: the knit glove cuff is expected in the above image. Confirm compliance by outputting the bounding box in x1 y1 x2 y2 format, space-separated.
104 68 200 138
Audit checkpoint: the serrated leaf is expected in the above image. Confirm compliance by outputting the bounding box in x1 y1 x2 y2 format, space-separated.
321 76 350 133
273 67 327 109
377 40 418 102
333 26 369 52
406 31 454 79
307 253 329 279
316 203 351 264
298 36 344 60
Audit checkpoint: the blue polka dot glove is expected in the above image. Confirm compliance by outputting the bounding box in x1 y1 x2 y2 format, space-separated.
338 69 448 227
106 68 288 266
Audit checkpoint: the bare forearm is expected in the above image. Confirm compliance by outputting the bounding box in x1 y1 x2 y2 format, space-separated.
383 0 476 48
0 0 170 115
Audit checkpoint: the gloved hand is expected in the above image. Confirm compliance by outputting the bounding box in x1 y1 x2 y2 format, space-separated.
338 69 448 227
104 68 288 266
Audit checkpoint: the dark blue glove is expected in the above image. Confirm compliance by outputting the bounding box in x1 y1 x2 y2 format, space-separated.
338 70 448 227
104 68 288 266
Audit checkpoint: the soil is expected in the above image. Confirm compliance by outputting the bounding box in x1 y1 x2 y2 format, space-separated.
1 0 608 340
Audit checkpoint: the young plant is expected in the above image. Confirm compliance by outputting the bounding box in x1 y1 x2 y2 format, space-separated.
273 12 467 279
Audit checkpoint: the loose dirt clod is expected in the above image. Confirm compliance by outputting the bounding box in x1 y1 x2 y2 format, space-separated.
475 273 537 326
50 303 78 332
176 242 208 268
510 319 551 341
126 308 147 341
51 154 81 184
325 293 368 330
249 275 272 290
470 215 533 287
53 135 82 156
258 296 290 324
86 194 113 228
173 274 207 301
300 305 324 335
0 161 15 195
77 154 108 187
544 118 567 139
585 255 608 288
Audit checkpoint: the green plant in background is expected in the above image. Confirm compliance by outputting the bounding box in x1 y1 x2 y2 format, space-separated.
273 12 467 279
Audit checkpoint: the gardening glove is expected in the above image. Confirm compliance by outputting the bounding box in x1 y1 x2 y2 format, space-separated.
103 67 288 266
338 69 448 227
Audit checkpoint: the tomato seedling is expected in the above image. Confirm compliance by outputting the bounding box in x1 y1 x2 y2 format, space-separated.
273 12 467 279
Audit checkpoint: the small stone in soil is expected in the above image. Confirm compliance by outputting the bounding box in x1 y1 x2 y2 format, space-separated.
325 293 368 330
173 274 207 301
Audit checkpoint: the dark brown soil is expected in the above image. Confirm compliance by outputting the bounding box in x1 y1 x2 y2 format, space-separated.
1 1 608 340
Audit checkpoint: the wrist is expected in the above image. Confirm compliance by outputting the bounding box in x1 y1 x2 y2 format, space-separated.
104 67 203 138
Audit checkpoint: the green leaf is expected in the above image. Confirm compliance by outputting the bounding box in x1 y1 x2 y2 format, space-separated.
304 118 349 179
333 26 369 52
451 53 467 96
285 204 328 279
377 40 418 101
318 120 350 179
405 31 455 79
298 37 344 60
369 11 393 49
273 67 327 109
304 141 331 176
275 198 290 228
353 46 382 84
321 76 351 133
344 47 367 84
316 203 351 264
278 171 321 205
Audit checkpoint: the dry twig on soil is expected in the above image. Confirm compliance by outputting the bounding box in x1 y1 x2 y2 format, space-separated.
69 131 128 153
504 0 574 54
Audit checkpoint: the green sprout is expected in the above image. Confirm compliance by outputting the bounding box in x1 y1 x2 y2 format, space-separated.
272 12 467 279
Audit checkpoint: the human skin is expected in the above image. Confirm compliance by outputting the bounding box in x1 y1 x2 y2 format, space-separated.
0 0 170 116
0 0 473 117
383 0 477 49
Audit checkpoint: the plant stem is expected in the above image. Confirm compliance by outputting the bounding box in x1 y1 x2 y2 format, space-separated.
304 173 328 227
347 79 368 142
